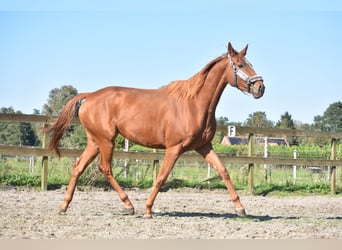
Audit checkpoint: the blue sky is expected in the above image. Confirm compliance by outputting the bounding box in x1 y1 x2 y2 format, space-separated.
1 1 342 124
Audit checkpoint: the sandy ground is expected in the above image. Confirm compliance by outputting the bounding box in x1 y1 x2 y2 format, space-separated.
0 187 341 239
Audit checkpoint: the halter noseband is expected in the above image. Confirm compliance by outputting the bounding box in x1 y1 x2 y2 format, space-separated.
227 53 263 93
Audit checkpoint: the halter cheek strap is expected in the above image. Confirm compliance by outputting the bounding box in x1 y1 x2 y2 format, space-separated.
227 54 263 92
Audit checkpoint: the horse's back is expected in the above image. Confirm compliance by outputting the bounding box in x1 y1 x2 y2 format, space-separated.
77 86 170 142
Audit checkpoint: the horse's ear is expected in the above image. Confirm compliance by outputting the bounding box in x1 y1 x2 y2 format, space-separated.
228 42 238 56
240 44 248 56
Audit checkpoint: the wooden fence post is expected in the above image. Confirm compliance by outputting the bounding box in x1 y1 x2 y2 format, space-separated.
330 138 337 195
248 133 254 192
124 138 129 179
41 122 49 191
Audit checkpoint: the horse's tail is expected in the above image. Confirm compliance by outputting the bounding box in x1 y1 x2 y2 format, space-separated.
46 93 89 157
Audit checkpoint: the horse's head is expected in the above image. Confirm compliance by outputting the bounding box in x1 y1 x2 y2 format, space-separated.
226 42 265 99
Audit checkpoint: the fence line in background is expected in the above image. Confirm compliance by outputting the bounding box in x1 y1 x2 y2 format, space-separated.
0 114 341 193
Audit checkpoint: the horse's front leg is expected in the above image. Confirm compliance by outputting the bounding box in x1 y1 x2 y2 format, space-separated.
196 143 246 217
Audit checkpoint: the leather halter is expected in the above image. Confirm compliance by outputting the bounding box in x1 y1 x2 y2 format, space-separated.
227 53 263 93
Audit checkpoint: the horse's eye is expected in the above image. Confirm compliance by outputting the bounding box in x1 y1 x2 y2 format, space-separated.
238 64 244 68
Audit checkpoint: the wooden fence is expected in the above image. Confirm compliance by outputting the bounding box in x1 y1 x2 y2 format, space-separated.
0 113 342 193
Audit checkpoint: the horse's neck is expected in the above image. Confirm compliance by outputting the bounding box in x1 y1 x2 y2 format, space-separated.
197 61 227 115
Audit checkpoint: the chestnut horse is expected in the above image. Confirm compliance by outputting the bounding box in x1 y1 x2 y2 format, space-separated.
47 42 265 218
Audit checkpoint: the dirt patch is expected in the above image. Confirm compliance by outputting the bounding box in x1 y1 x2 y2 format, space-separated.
0 187 341 239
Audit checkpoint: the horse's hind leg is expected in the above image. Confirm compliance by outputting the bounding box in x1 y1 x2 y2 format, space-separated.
144 146 181 218
98 142 134 215
60 140 99 213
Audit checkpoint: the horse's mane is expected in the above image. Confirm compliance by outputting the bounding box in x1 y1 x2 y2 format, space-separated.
166 54 227 99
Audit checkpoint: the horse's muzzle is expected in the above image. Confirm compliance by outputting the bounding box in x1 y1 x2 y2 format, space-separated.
251 81 265 99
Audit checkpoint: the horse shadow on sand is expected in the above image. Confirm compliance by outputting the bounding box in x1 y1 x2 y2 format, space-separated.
152 211 342 222
151 211 290 221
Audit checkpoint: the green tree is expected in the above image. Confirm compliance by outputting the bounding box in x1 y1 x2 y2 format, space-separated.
33 109 40 115
244 111 274 128
276 111 294 129
313 101 342 132
212 116 230 145
42 85 78 116
276 111 298 145
0 107 39 146
217 116 229 126
42 85 83 149
61 124 87 149
115 134 127 150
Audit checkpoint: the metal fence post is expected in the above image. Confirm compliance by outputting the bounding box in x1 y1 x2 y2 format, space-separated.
264 136 268 182
293 150 297 185
207 163 211 188
124 138 129 179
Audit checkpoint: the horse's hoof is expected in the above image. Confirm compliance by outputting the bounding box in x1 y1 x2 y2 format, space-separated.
58 210 67 216
125 207 135 215
143 213 153 219
235 208 247 217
